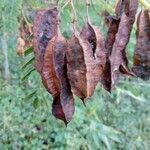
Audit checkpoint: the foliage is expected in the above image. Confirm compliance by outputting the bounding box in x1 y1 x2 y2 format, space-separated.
0 0 22 35
0 73 150 149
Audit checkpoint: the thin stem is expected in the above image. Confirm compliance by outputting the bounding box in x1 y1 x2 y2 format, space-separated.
58 0 71 18
70 0 78 34
56 0 71 35
54 0 60 6
86 0 91 23
21 9 32 30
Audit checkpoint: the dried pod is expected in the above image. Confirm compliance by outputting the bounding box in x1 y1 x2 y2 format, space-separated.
17 19 33 57
80 23 106 96
33 7 58 73
53 29 75 123
33 7 74 123
132 10 150 80
115 0 127 17
17 37 26 57
109 0 138 89
42 28 74 124
19 19 33 48
66 23 105 100
115 0 138 21
42 36 63 120
67 35 87 100
100 15 120 92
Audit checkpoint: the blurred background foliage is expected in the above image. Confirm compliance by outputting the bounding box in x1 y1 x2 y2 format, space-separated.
0 0 150 149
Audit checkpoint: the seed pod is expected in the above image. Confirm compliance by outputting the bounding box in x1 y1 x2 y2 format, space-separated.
66 22 105 100
42 28 74 124
115 0 127 17
34 7 74 123
100 15 120 92
42 36 63 120
109 0 138 89
80 23 106 96
132 10 150 80
115 0 138 21
17 37 25 57
17 18 33 57
67 35 87 100
33 7 58 73
53 29 75 123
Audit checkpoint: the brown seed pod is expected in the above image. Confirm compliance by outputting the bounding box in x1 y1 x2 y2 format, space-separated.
17 18 33 57
115 0 138 20
132 10 150 80
17 37 26 57
42 36 60 96
80 23 106 96
33 7 58 73
53 29 75 123
109 0 138 89
67 34 87 100
34 7 74 123
100 15 120 92
42 28 74 124
19 19 33 48
115 0 127 17
66 22 105 100
42 36 63 120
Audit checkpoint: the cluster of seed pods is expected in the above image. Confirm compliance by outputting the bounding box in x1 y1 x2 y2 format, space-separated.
33 0 150 123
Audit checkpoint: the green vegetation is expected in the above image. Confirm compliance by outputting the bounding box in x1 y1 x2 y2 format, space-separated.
0 0 150 149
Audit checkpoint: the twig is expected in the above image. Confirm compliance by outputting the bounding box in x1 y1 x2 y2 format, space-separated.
86 0 91 23
21 9 32 33
70 0 78 35
58 0 71 18
54 0 60 6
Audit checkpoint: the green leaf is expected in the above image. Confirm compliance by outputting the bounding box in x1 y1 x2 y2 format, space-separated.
21 67 35 81
24 90 37 101
24 46 34 56
33 98 41 109
22 57 35 69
